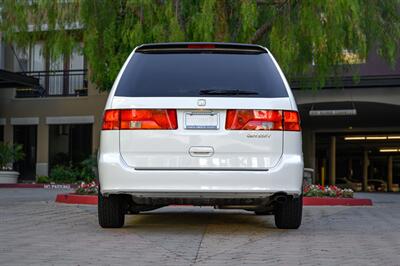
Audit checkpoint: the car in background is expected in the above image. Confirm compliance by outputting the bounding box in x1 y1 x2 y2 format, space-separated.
367 179 387 192
336 177 363 192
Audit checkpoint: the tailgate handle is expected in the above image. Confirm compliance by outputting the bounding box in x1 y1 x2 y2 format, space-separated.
189 146 214 157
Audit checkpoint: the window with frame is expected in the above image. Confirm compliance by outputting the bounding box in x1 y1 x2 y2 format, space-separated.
14 43 86 97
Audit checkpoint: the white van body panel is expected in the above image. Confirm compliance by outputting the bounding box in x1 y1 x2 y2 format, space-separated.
99 131 303 196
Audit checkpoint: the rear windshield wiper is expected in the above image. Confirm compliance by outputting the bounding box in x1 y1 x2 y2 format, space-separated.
199 89 259 96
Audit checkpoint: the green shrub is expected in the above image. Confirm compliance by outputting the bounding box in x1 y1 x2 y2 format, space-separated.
37 176 50 183
79 155 97 183
49 165 79 184
48 155 98 184
0 142 25 170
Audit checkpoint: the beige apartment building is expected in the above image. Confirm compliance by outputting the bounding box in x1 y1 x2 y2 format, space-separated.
0 39 108 180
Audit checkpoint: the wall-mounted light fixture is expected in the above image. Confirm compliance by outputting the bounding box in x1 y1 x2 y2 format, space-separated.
345 135 400 141
344 136 366 140
379 148 400 153
309 109 357 116
366 136 387 140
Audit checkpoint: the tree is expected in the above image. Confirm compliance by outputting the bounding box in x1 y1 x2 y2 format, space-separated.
1 0 399 91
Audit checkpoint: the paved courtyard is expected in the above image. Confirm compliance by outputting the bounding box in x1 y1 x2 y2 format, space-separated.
0 189 399 266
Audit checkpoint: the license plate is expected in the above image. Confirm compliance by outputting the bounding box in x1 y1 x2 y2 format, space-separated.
184 112 219 129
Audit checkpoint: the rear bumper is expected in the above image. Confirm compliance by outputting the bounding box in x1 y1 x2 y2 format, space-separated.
98 153 304 198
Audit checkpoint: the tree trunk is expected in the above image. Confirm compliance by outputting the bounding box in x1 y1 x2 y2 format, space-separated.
251 22 272 43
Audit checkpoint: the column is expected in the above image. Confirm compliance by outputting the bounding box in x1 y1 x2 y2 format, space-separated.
329 136 336 185
387 156 393 192
302 128 316 171
92 120 100 155
3 122 13 169
363 149 369 192
348 158 353 179
4 122 13 143
321 159 326 187
36 122 49 177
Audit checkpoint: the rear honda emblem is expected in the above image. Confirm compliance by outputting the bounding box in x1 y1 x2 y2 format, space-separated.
197 99 206 106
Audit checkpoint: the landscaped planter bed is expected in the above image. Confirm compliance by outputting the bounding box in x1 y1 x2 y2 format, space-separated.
55 193 373 206
303 197 372 206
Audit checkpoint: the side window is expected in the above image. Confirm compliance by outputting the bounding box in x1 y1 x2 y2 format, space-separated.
13 43 45 72
48 54 64 95
68 44 85 95
13 46 29 72
30 43 46 72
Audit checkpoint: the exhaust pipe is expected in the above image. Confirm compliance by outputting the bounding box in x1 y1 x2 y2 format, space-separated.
273 195 288 203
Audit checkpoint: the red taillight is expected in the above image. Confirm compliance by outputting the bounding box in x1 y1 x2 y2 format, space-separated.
102 109 177 130
283 111 301 131
225 110 283 130
102 110 120 130
225 110 300 131
120 109 177 130
187 44 215 49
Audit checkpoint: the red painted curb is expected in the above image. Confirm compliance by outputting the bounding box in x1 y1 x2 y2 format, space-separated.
0 183 45 188
56 193 98 205
0 183 78 189
55 194 373 206
303 197 373 206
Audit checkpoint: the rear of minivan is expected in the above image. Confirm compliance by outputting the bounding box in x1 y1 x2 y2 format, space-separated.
98 43 303 229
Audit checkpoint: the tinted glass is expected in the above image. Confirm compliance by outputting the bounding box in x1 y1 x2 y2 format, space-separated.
115 52 288 97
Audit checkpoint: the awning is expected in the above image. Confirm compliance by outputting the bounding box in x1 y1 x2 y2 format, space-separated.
291 75 400 90
0 69 40 89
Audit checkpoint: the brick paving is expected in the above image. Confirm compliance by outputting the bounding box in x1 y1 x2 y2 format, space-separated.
0 189 399 266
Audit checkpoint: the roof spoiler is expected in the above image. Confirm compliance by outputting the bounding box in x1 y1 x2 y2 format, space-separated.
136 42 267 54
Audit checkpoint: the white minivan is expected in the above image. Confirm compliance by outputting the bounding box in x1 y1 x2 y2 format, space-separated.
98 43 303 229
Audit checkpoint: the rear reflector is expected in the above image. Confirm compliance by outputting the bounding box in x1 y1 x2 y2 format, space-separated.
102 109 177 130
225 110 300 131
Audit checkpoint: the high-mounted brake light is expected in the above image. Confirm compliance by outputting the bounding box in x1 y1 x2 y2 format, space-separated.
225 110 300 131
102 109 177 130
187 44 215 49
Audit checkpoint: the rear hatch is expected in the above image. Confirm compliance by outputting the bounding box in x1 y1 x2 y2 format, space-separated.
112 43 293 170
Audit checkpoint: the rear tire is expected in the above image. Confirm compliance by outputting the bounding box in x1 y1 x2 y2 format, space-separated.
98 193 125 228
274 195 302 229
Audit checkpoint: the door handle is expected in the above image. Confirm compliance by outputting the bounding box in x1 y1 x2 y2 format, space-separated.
189 146 214 157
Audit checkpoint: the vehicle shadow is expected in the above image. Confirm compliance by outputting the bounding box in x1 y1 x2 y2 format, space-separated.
122 207 277 231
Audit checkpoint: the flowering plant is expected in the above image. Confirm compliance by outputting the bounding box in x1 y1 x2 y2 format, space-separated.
303 184 354 198
75 181 98 195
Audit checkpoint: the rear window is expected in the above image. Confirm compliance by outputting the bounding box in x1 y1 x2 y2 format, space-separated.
115 52 288 97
